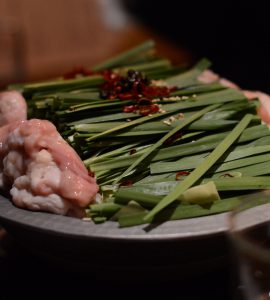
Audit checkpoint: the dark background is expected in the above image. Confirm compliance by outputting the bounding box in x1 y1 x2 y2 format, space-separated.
121 0 270 92
0 231 234 300
2 0 270 93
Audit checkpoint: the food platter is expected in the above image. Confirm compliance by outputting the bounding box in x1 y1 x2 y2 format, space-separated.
0 194 229 240
2 191 270 280
0 193 230 278
2 41 270 278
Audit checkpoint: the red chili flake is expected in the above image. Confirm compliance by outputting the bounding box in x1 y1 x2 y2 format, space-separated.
163 132 182 145
88 170 95 177
119 180 133 187
129 149 137 155
138 103 159 116
101 70 120 81
142 86 172 98
119 93 134 101
220 173 234 178
131 81 143 95
137 98 152 106
175 171 190 180
170 86 178 93
123 105 138 113
149 103 159 114
98 69 176 115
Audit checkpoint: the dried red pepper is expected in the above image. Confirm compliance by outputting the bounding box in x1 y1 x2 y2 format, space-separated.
63 67 175 116
163 132 182 145
119 179 133 187
176 171 190 180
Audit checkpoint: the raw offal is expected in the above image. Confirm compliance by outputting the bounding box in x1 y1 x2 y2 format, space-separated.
0 119 99 216
0 91 27 126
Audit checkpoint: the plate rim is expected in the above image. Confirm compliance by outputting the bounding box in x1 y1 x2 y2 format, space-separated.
0 195 230 242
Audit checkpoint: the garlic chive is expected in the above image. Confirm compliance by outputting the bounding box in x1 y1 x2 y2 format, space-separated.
144 114 253 222
113 104 220 184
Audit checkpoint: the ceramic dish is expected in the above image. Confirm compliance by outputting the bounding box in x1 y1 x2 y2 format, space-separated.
1 192 268 279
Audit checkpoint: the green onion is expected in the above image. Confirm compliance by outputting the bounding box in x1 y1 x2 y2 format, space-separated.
144 114 253 221
7 39 270 228
151 145 270 174
203 176 270 190
113 104 220 184
92 40 155 71
90 124 270 173
23 75 104 93
166 58 211 87
118 192 270 227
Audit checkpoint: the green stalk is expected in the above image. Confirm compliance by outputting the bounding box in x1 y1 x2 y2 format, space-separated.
67 112 139 125
150 145 270 174
171 82 225 96
115 58 172 73
134 173 176 185
85 89 246 142
89 202 123 217
113 104 220 184
90 124 270 173
55 92 101 101
58 100 134 115
84 142 140 165
22 75 104 93
144 114 253 222
203 176 270 190
165 58 211 87
212 160 270 177
161 89 246 112
74 119 237 133
115 189 162 208
92 40 155 71
208 153 270 174
118 192 270 227
85 111 173 142
67 89 245 128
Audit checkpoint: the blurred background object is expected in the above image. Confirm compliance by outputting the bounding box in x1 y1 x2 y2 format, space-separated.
2 0 267 92
0 16 26 89
120 0 270 93
0 0 190 88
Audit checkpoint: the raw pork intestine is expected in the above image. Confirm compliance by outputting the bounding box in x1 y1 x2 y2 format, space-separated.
0 119 98 216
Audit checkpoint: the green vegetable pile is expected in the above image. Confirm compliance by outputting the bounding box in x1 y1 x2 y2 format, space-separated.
10 40 270 227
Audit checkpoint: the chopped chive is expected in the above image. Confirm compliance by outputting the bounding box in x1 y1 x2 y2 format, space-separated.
165 58 211 87
203 176 270 190
92 40 155 71
113 104 220 184
85 111 174 142
23 75 104 93
144 114 253 222
119 192 270 227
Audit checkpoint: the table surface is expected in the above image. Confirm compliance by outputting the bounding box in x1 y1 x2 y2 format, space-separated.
0 227 243 300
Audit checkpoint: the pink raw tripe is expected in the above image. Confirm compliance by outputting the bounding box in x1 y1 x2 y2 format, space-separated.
0 119 99 216
243 91 270 125
198 69 239 89
198 71 270 125
0 91 27 126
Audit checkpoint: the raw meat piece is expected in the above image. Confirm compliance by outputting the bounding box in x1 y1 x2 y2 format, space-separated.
243 91 270 125
0 91 27 126
198 69 239 89
0 119 99 216
198 70 270 125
